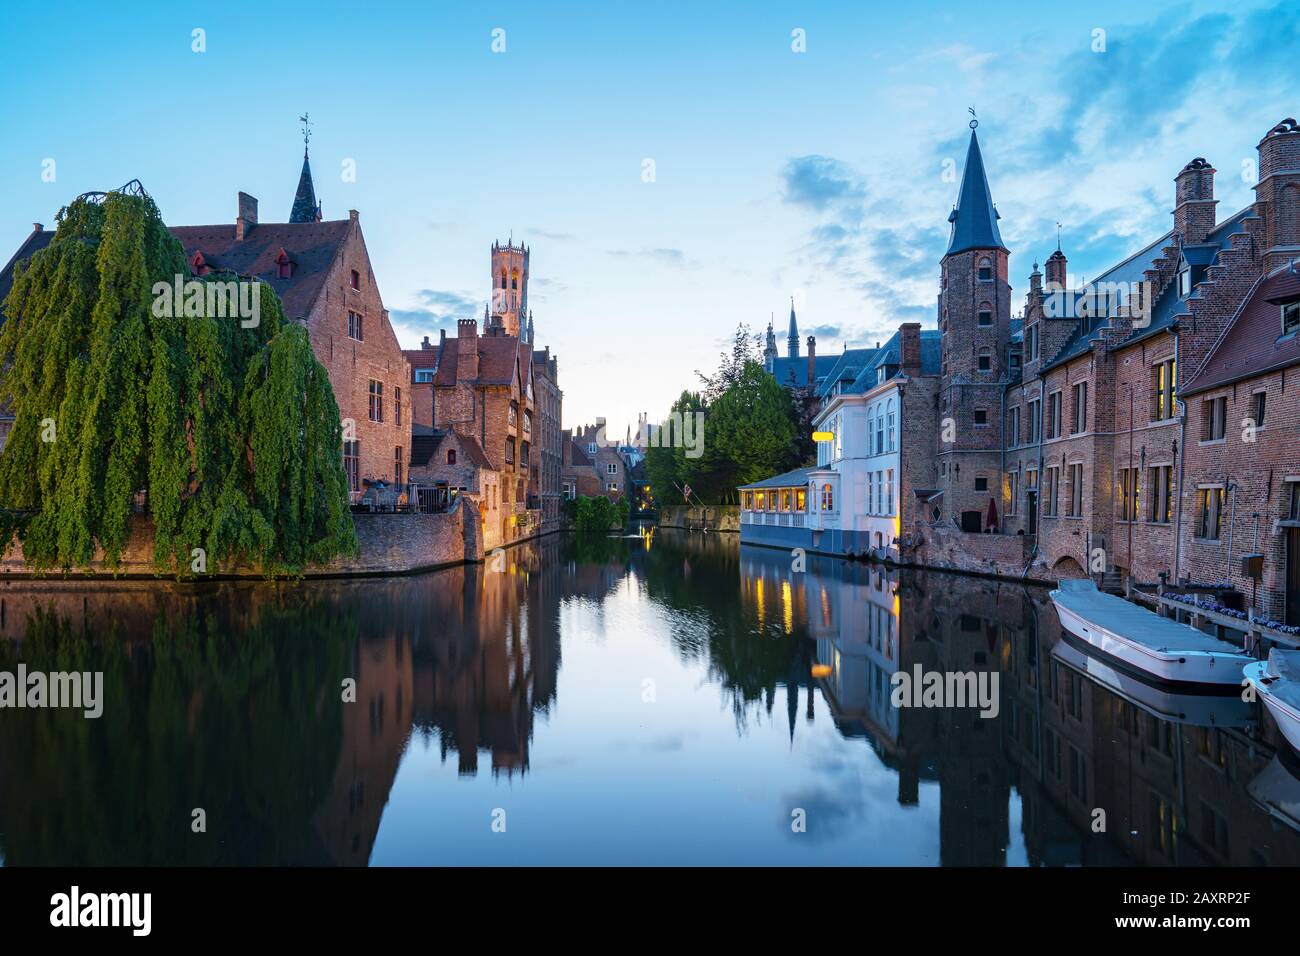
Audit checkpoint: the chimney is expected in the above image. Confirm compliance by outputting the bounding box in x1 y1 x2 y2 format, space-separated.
806 335 816 386
236 192 258 240
349 209 359 222
1044 249 1068 289
900 323 921 376
421 335 432 349
456 318 479 381
1256 119 1300 272
1173 157 1217 245
32 222 43 234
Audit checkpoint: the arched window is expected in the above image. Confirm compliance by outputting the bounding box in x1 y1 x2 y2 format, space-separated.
886 399 896 451
350 269 360 290
978 257 992 282
511 271 519 290
821 483 834 511
501 271 508 289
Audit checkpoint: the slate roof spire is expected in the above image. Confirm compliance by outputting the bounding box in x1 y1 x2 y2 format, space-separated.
289 113 322 224
945 126 1007 256
787 297 800 359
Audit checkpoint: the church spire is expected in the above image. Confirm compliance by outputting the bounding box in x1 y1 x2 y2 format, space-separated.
945 121 1006 257
289 113 322 224
786 297 800 359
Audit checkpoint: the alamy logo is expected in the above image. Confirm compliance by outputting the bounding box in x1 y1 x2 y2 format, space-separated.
0 665 103 718
151 275 261 328
890 665 1000 718
589 412 705 459
50 886 150 936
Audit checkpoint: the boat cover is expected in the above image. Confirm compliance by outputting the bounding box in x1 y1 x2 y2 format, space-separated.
1053 580 1250 655
1266 649 1300 709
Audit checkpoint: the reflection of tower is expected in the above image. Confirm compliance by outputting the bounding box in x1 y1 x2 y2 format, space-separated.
489 240 529 337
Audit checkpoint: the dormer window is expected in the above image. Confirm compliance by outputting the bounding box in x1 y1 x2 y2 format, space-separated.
190 251 209 276
978 257 992 282
275 248 293 280
1178 267 1191 297
1283 301 1300 337
350 269 360 290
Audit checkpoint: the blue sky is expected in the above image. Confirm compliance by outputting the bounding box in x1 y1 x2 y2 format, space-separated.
2 0 1297 435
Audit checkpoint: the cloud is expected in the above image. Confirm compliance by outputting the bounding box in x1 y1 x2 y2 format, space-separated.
776 1 1300 341
389 288 482 347
608 247 695 268
780 156 866 212
526 227 575 241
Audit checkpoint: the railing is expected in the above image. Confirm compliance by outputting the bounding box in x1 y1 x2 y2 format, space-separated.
741 511 808 527
354 482 452 514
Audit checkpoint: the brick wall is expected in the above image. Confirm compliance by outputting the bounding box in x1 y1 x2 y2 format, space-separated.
306 214 411 490
0 504 483 578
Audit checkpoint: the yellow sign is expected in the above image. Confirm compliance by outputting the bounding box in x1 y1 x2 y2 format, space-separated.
812 431 834 442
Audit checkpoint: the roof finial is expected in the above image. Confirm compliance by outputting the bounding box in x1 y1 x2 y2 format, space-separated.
299 112 312 155
968 106 978 130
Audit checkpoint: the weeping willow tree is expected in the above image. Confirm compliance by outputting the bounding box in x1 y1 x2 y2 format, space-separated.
0 183 356 574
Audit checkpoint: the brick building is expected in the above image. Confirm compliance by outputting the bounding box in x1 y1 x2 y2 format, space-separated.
742 115 1300 621
0 145 411 496
404 240 563 545
570 419 626 498
931 116 1300 621
531 345 563 531
561 432 603 500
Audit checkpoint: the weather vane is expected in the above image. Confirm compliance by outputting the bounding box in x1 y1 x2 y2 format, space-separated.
968 106 978 130
299 112 313 151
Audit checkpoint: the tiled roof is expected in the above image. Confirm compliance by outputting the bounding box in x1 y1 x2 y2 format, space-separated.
816 347 878 398
568 438 593 467
4 218 352 327
169 219 351 319
946 130 1007 256
434 333 529 387
846 329 942 392
0 227 54 318
738 466 822 490
768 354 838 389
1182 268 1300 396
410 432 444 466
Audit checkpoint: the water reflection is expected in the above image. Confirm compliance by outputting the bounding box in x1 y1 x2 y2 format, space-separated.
0 529 1297 865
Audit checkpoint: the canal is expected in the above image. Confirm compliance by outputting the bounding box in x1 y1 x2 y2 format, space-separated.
0 527 1296 866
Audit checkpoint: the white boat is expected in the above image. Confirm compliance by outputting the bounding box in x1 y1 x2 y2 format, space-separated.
1243 649 1300 753
1049 579 1254 687
1051 640 1254 727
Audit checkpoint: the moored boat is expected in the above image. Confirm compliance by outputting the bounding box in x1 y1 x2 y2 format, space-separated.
1243 649 1300 753
1049 579 1254 688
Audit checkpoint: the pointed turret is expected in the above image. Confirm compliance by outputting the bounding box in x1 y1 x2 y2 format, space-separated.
945 129 1007 256
289 149 321 223
786 298 800 359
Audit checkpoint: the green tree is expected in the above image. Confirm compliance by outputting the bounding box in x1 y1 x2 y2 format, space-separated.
0 185 356 574
705 361 800 502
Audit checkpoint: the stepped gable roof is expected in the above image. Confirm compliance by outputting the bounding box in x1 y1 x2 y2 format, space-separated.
1182 266 1300 396
1038 206 1254 373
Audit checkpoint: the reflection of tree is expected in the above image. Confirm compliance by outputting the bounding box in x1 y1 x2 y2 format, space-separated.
631 530 810 731
0 601 354 865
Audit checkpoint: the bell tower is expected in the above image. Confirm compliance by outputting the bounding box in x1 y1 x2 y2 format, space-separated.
490 240 529 338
